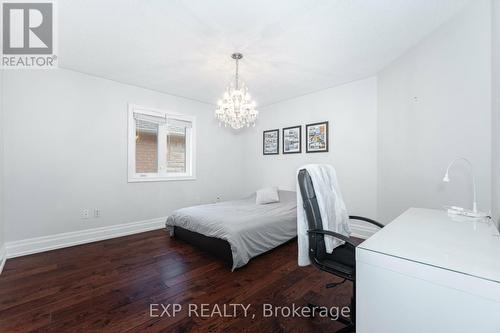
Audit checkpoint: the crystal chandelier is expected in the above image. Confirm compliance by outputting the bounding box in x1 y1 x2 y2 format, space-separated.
215 53 258 129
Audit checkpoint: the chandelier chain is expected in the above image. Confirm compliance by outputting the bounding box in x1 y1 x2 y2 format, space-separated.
235 58 239 89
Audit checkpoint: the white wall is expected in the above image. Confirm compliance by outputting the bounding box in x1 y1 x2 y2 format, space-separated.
1 0 495 249
493 0 500 230
0 69 5 264
3 69 247 242
242 77 378 219
377 0 492 223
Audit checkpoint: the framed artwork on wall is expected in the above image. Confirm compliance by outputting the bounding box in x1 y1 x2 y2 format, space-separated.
306 121 329 153
263 129 280 155
282 125 302 154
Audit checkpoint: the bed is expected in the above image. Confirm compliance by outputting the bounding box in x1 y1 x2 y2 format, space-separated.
165 190 297 270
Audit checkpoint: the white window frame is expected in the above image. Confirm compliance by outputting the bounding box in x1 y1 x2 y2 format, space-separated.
128 104 196 182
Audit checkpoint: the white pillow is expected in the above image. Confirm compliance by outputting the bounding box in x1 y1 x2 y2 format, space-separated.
256 187 280 205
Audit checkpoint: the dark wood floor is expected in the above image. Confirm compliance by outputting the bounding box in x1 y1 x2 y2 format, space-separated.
0 230 354 333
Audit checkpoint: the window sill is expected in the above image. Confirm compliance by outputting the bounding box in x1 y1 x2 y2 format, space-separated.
128 175 197 183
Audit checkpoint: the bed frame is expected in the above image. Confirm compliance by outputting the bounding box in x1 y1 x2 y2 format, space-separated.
173 226 297 269
173 226 233 266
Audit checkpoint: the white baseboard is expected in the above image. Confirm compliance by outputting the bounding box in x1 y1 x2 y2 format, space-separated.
6 217 167 259
0 245 6 275
350 221 379 239
2 216 378 261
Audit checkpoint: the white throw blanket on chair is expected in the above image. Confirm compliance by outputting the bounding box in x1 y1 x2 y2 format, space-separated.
296 164 351 266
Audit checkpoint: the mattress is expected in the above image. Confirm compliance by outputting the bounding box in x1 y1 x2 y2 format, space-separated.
165 190 297 270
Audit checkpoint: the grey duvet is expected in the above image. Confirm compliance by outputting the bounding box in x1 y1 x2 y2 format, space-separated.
165 190 297 270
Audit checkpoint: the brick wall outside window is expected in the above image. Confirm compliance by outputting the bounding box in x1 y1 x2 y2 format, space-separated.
136 131 186 173
136 131 158 173
167 134 186 173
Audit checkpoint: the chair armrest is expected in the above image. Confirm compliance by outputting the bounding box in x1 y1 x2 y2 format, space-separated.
307 229 357 248
349 215 384 228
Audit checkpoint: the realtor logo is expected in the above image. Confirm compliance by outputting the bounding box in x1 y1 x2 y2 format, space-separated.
1 0 57 68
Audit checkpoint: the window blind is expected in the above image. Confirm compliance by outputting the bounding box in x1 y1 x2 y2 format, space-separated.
133 112 167 124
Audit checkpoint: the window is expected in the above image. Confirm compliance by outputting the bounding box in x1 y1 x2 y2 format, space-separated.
128 105 196 182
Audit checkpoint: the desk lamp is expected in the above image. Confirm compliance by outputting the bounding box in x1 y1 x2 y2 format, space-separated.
442 157 487 218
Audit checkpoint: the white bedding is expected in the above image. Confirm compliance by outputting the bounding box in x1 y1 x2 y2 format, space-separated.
165 191 297 270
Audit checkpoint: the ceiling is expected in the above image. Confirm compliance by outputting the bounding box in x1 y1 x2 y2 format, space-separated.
59 0 469 107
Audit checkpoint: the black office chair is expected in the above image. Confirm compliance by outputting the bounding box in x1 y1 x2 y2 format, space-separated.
298 169 384 333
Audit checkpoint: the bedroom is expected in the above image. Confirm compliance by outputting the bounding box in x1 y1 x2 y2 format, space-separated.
0 0 499 332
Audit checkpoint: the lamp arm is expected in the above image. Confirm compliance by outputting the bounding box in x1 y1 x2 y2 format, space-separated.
445 157 478 212
472 173 477 213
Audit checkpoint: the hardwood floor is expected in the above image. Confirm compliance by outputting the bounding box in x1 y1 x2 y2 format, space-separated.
0 230 354 333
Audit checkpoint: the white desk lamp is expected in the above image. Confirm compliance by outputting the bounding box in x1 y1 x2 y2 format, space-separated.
442 157 487 218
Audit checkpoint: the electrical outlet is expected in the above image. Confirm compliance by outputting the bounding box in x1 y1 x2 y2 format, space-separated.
94 208 101 218
81 209 90 219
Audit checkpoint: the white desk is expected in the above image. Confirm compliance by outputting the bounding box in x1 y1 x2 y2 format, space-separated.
356 208 500 333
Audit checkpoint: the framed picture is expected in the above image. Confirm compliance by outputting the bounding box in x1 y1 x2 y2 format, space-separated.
282 125 302 154
306 121 329 153
263 129 279 155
